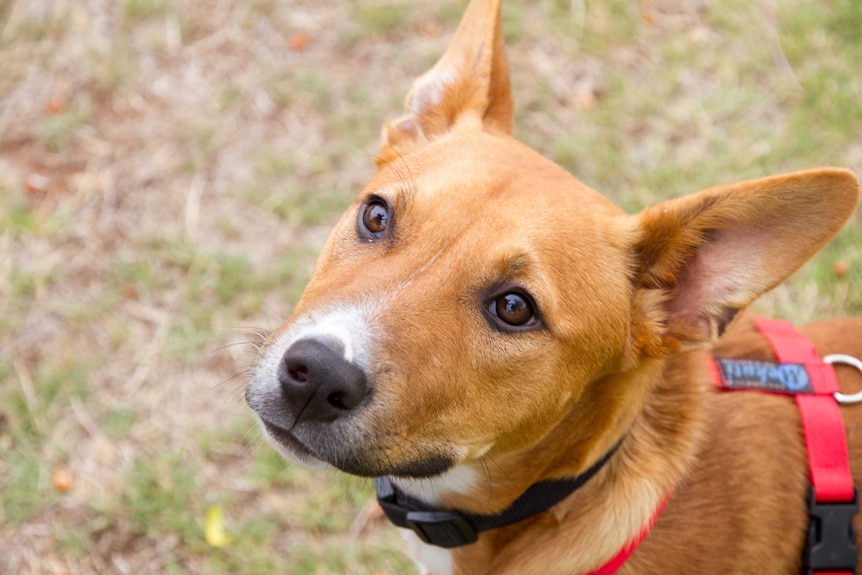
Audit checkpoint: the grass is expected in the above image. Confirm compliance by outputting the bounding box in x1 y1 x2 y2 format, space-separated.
39 107 90 152
0 0 860 573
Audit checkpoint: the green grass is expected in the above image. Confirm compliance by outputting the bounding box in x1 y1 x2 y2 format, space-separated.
103 442 412 574
125 452 202 543
123 0 170 21
0 360 88 446
253 186 352 227
248 448 309 487
39 108 90 152
351 3 416 39
761 223 862 320
103 406 138 439
155 238 320 362
1 452 53 524
0 359 89 524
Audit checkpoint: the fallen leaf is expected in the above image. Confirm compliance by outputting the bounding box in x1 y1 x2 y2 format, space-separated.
24 173 50 196
289 32 310 52
52 466 73 493
121 283 140 301
833 260 849 278
45 97 66 115
205 505 230 548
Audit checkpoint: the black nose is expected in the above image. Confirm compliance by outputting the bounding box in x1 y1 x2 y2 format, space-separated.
278 338 370 424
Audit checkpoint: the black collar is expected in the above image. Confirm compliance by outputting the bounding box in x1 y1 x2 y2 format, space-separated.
374 439 623 548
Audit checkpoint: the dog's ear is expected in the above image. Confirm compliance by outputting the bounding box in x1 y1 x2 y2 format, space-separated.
630 168 860 355
376 0 513 167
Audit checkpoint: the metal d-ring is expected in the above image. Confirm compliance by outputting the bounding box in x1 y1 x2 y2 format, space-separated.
824 354 862 405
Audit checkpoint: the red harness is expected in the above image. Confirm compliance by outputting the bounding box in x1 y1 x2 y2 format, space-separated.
581 319 858 575
711 319 858 575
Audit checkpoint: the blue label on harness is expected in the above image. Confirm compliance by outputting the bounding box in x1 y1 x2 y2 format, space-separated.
715 358 814 394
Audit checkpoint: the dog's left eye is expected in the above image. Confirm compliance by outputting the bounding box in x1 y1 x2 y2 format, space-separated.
359 197 391 239
489 292 536 328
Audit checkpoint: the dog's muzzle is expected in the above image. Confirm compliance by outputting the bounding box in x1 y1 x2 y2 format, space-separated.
246 336 371 464
247 327 458 478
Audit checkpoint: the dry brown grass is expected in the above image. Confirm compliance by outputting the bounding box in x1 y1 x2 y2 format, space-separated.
1 0 860 573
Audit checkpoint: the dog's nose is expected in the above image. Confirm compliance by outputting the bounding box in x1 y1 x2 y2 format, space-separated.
278 338 369 423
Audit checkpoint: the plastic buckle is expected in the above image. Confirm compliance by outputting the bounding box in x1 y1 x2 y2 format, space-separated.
374 476 396 501
405 510 478 548
803 487 859 574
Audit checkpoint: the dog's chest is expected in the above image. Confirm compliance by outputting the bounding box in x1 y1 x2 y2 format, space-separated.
403 530 453 575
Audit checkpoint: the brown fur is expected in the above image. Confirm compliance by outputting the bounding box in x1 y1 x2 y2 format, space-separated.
248 1 862 573
447 316 862 574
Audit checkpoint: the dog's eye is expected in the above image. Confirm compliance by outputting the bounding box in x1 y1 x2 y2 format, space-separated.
490 292 536 327
359 198 390 239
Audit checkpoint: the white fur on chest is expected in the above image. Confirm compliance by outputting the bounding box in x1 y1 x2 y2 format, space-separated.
403 530 453 575
391 463 481 575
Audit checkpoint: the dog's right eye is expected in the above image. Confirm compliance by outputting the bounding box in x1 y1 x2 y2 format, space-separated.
359 198 391 239
486 290 540 331
492 293 534 326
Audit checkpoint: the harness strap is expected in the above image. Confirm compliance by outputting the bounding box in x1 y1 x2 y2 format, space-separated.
583 492 671 575
714 319 858 575
755 318 855 504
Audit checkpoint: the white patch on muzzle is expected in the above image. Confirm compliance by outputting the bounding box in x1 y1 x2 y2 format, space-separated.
249 302 376 399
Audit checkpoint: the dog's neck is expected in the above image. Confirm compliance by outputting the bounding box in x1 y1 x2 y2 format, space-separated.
391 352 708 572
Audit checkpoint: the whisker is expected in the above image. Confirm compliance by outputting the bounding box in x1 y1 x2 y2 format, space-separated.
263 301 288 324
484 453 515 489
226 326 270 341
212 369 252 390
393 148 419 197
480 455 494 505
213 340 261 353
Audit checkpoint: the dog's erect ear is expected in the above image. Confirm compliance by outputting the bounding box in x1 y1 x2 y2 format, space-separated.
376 0 512 167
630 168 860 355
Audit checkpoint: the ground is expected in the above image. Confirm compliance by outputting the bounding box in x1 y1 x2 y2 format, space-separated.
1 0 861 573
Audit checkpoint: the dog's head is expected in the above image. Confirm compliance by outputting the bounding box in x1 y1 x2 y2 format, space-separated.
246 0 859 482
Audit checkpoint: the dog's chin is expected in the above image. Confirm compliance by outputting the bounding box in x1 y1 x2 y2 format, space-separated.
261 421 333 470
329 452 457 479
260 420 456 478
375 454 456 479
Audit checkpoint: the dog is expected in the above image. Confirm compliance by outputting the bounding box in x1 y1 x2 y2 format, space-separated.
245 0 862 573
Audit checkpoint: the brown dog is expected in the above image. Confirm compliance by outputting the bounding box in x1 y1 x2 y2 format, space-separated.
245 1 862 573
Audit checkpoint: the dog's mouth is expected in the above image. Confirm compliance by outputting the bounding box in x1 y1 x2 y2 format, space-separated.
260 417 457 478
261 420 322 462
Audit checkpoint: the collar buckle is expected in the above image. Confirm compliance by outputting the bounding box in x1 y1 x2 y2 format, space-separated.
375 477 479 548
405 510 478 548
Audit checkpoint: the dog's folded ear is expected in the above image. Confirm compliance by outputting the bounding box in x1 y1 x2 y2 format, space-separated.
630 168 860 355
376 0 513 167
